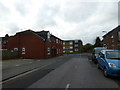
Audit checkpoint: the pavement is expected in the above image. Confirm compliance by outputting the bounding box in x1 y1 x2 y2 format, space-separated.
2 55 72 81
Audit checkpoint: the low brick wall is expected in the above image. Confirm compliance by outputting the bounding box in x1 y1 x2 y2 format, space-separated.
1 50 19 60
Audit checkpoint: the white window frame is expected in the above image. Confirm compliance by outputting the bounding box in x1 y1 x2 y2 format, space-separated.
70 46 73 49
70 50 73 53
14 48 18 51
22 48 25 54
47 47 50 55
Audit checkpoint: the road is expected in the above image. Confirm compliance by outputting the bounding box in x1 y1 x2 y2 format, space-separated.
2 54 120 89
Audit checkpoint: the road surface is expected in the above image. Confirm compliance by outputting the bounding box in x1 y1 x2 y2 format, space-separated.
2 54 120 89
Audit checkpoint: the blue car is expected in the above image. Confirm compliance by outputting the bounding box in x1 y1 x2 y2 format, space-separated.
97 49 120 77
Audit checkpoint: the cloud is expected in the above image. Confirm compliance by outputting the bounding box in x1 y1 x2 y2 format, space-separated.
0 0 119 45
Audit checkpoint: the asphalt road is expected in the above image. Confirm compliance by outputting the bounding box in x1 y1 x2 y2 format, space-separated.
2 54 120 89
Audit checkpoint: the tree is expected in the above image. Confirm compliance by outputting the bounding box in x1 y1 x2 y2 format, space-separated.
81 43 94 53
5 34 9 37
94 37 102 47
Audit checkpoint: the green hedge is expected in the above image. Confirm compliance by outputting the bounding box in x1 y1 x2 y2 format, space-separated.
2 50 18 59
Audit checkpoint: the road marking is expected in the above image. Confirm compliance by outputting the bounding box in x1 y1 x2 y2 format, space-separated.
65 83 70 90
75 65 77 69
37 60 41 61
15 65 20 66
1 65 48 84
29 62 32 63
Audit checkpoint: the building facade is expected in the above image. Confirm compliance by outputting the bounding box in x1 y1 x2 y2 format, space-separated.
0 34 10 50
63 40 83 53
7 30 63 59
103 25 120 50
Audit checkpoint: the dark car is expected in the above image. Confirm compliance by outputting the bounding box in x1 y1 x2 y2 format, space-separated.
92 47 106 64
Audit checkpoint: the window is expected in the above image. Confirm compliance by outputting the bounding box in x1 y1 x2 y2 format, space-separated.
111 35 114 42
75 49 78 51
75 44 78 47
69 41 73 45
75 40 78 43
70 46 73 49
59 49 60 53
118 31 120 41
47 32 50 39
22 48 25 54
63 51 65 53
70 50 73 53
14 48 18 51
57 49 58 54
56 39 58 43
47 48 50 55
111 35 114 39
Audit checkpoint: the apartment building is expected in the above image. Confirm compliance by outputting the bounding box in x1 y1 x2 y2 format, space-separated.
63 40 83 53
103 25 120 50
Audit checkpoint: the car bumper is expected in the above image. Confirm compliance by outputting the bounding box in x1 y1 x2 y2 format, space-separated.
107 68 120 77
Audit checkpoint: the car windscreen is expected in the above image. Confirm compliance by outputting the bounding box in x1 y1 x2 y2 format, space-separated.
95 49 104 54
106 51 120 60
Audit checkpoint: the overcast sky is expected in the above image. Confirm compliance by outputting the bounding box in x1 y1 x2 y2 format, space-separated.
0 0 119 44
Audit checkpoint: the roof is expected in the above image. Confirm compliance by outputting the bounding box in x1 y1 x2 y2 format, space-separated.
35 30 49 40
51 34 63 41
103 25 120 38
64 40 82 42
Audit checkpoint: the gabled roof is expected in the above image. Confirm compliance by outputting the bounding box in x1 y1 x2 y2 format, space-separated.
16 29 49 41
35 30 49 40
103 25 120 38
51 34 63 41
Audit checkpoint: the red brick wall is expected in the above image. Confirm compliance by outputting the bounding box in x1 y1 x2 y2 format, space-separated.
103 30 120 50
7 33 45 59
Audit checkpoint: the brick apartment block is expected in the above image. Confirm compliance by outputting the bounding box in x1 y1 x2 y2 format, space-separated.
63 40 83 53
7 30 63 59
103 25 120 50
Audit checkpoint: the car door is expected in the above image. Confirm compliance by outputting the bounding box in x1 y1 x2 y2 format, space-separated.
99 52 106 69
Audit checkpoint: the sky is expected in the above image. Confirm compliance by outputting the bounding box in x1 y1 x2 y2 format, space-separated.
0 0 119 45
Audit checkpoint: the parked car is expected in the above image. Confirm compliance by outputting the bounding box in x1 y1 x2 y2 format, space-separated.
97 49 120 77
92 47 106 64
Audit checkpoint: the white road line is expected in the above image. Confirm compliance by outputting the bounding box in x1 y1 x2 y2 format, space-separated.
1 65 48 84
65 83 70 90
37 60 41 61
75 65 77 69
15 65 20 66
29 62 32 63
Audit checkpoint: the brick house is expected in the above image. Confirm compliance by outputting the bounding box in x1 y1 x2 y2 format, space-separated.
0 34 10 50
103 25 120 50
7 30 63 59
63 40 83 53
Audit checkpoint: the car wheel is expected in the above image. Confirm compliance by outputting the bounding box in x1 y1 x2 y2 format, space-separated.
103 69 109 77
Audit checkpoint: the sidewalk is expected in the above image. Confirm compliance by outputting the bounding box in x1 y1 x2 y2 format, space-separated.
2 59 41 69
2 55 68 81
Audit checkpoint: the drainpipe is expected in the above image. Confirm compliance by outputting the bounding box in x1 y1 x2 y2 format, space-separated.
44 39 46 59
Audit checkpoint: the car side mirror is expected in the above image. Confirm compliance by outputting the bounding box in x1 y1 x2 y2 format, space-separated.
101 54 105 59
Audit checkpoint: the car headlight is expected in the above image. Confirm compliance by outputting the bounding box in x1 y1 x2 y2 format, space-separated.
108 63 117 68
